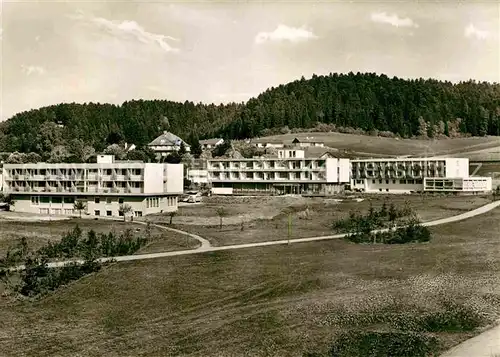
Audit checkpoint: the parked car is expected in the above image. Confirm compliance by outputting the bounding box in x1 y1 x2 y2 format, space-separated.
182 191 202 203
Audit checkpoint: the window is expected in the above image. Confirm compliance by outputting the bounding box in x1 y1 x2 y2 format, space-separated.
135 211 142 217
64 209 74 215
52 209 62 215
385 180 389 184
39 208 49 215
52 197 62 204
94 210 100 216
372 179 376 184
63 197 75 204
392 180 396 184
118 198 124 204
119 211 124 217
107 210 112 216
106 197 112 204
379 179 383 184
95 197 100 204
31 196 40 205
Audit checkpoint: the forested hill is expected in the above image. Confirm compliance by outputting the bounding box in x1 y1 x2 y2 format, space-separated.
1 72 499 154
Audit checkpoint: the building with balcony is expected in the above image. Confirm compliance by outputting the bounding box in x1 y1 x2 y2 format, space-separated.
147 131 190 157
350 157 491 193
207 149 350 195
2 155 183 217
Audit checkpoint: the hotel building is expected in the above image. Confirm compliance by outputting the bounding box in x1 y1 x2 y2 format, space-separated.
2 155 183 217
350 157 491 193
207 149 350 195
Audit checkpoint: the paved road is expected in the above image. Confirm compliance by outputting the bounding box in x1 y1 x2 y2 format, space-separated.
440 321 500 357
11 200 500 271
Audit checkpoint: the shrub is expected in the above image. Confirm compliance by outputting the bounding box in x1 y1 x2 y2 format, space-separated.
1 224 150 298
36 227 149 259
328 330 439 357
417 301 484 332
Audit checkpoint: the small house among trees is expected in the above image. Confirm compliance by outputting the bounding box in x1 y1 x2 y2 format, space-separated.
147 131 191 158
199 138 224 151
292 137 325 148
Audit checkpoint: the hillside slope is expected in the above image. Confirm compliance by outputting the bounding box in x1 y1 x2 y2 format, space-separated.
1 72 499 155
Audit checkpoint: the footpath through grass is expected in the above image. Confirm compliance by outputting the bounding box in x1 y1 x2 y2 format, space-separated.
170 195 491 246
0 207 499 356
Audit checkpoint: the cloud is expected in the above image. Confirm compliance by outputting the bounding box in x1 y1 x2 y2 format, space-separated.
370 12 419 28
21 65 46 76
71 11 180 53
464 23 489 40
255 25 317 44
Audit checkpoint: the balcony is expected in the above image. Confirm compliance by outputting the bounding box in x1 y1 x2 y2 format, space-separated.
129 175 144 181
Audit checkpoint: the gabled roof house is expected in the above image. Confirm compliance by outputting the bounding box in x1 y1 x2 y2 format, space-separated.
199 138 224 150
148 131 191 156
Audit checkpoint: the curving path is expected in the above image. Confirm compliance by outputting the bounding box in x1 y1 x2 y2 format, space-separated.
439 320 500 357
134 221 211 249
10 200 500 271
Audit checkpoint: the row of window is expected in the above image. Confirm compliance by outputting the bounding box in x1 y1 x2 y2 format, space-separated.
146 197 160 208
39 208 75 215
372 179 424 185
32 196 75 205
9 168 143 176
93 210 143 217
94 197 125 204
353 179 424 185
31 196 176 207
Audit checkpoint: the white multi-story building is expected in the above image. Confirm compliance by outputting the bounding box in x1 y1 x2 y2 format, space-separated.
208 149 350 195
350 157 491 193
2 155 183 217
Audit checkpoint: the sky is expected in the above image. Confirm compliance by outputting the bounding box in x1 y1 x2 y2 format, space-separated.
1 0 499 121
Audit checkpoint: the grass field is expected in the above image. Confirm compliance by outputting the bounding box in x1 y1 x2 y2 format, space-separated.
0 219 198 256
153 195 491 246
1 206 500 356
253 132 500 157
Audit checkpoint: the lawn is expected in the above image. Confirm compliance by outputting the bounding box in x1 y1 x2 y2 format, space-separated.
0 219 198 256
158 195 491 246
0 206 500 356
253 132 500 157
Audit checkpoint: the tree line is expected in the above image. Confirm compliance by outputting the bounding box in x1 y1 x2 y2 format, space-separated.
1 72 499 160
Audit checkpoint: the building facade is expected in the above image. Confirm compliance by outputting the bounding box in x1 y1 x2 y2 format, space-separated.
200 138 224 150
350 157 490 193
2 155 183 217
147 131 191 157
208 149 350 195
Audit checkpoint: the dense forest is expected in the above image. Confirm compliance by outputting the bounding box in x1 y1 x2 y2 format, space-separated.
1 72 499 158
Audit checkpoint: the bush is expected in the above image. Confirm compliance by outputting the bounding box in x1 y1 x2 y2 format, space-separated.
328 330 439 357
18 257 102 297
36 226 149 259
1 224 150 298
416 301 484 332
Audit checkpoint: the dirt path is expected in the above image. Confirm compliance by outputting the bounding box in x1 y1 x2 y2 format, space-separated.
11 200 500 271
